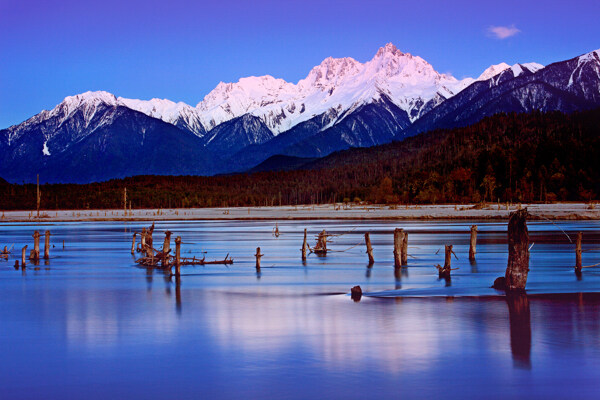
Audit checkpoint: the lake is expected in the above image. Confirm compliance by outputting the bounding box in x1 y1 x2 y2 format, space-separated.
1 219 600 399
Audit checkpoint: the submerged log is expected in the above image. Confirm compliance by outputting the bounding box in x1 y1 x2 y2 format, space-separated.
575 232 582 273
44 230 51 259
504 208 530 291
469 225 478 261
365 232 374 265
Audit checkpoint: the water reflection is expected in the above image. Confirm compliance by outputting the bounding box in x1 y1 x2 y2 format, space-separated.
506 293 531 369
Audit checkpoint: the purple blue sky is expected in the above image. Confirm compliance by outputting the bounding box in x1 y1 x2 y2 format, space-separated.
1 0 599 128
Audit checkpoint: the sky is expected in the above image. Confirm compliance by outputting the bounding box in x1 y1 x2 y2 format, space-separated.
1 0 599 128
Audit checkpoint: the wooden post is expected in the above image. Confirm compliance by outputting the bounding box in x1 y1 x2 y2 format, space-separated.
174 236 181 276
505 208 530 291
36 174 40 218
255 247 263 269
301 228 308 261
44 230 51 259
393 228 404 268
365 232 374 265
21 245 27 266
401 231 408 265
575 232 583 273
469 225 478 261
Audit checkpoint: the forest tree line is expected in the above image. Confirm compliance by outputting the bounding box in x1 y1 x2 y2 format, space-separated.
1 108 599 210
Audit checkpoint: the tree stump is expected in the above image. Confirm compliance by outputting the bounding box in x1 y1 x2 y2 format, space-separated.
174 236 181 276
255 247 263 269
163 231 172 254
140 228 147 253
131 233 136 255
504 208 530 291
365 232 374 265
44 230 51 259
21 245 27 267
301 228 308 261
469 225 478 261
30 231 40 261
401 231 408 265
350 285 362 302
575 232 582 273
393 228 404 268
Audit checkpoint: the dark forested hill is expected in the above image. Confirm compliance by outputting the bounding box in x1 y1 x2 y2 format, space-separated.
1 109 599 210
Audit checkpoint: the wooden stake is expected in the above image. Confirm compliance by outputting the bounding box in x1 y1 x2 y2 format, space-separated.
44 230 51 259
401 231 408 265
575 232 583 273
365 232 374 265
131 232 136 255
301 228 308 261
505 208 530 291
255 247 263 269
469 225 478 261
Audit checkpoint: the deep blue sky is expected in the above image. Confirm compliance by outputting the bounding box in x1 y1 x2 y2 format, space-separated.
1 0 599 128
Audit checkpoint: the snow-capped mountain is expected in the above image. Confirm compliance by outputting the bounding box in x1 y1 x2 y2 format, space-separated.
406 50 599 136
197 43 474 133
3 45 600 183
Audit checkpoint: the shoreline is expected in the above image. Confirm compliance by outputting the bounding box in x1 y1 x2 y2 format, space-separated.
1 203 599 223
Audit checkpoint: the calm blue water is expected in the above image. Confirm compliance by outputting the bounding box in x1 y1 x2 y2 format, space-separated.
1 219 600 399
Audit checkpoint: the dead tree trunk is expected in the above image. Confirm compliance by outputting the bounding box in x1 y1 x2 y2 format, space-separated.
575 232 582 273
140 228 147 253
163 231 172 254
44 230 51 259
469 225 478 261
401 231 408 265
174 236 181 276
394 228 404 268
131 233 136 255
444 245 452 269
255 247 263 269
301 228 308 261
505 208 530 291
123 187 127 216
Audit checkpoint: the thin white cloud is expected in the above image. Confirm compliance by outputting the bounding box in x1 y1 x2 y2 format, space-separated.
488 25 521 39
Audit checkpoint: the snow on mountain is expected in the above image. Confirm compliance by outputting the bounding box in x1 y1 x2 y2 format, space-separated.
196 43 476 133
477 63 510 81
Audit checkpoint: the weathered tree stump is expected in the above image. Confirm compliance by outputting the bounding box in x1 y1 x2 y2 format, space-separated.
401 231 408 265
469 225 478 261
301 228 308 261
30 231 40 261
255 247 263 269
140 228 147 253
393 228 404 268
436 245 453 278
21 245 27 267
44 230 51 259
575 232 582 273
504 208 530 291
365 232 374 265
163 231 172 254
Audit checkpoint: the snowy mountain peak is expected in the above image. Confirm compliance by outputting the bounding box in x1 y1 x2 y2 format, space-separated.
477 63 510 81
375 42 404 58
